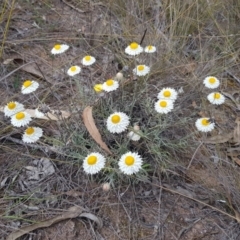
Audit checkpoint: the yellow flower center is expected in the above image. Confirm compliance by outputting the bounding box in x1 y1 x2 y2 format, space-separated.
214 93 220 99
23 80 32 88
94 84 103 92
130 42 138 50
201 118 210 126
163 90 171 97
106 79 114 86
54 44 61 50
111 115 120 124
159 100 167 108
85 55 91 61
125 156 135 166
70 66 76 72
16 112 25 120
147 45 153 50
209 77 216 84
8 102 16 110
87 156 97 165
137 65 144 71
26 127 34 135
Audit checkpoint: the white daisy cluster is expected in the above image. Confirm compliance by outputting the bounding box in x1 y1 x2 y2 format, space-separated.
202 76 225 105
154 87 178 114
50 44 97 78
195 76 225 133
4 77 43 143
124 42 157 77
125 42 156 56
82 151 143 175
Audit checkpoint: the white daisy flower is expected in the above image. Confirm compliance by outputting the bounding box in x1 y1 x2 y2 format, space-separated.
125 42 143 56
81 55 96 66
118 152 143 175
107 112 130 133
21 80 39 94
207 92 225 105
22 127 43 143
4 101 25 117
102 79 119 92
154 99 174 114
94 84 103 93
11 111 32 127
67 65 81 76
157 88 178 101
203 76 220 89
83 152 106 174
144 45 156 53
195 118 215 132
133 65 150 76
35 108 45 118
51 44 69 55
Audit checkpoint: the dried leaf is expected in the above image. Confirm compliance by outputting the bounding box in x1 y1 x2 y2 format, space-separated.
6 206 85 240
203 132 233 144
232 157 240 166
27 109 71 120
80 212 103 228
233 117 240 143
82 106 112 155
222 91 240 110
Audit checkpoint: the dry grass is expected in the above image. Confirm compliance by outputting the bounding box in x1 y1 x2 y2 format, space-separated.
1 0 240 239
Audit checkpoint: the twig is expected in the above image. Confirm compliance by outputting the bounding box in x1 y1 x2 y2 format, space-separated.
187 141 203 170
0 61 35 82
226 70 240 84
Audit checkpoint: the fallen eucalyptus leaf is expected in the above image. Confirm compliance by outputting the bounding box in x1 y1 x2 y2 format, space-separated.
80 212 103 228
233 117 240 143
203 132 233 144
82 106 112 155
6 206 85 240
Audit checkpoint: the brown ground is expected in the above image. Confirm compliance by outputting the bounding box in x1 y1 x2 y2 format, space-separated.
1 0 240 239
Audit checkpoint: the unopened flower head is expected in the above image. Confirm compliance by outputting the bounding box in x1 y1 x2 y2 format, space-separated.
195 118 215 132
154 99 174 114
125 42 143 56
94 84 103 93
67 65 81 76
102 183 111 192
157 88 178 101
207 92 225 105
83 152 106 174
81 55 96 66
115 72 124 81
118 152 143 175
203 76 220 89
107 112 130 133
22 126 43 143
51 44 69 54
102 79 119 92
133 65 150 76
11 111 32 127
21 80 39 94
4 101 24 117
144 45 156 53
